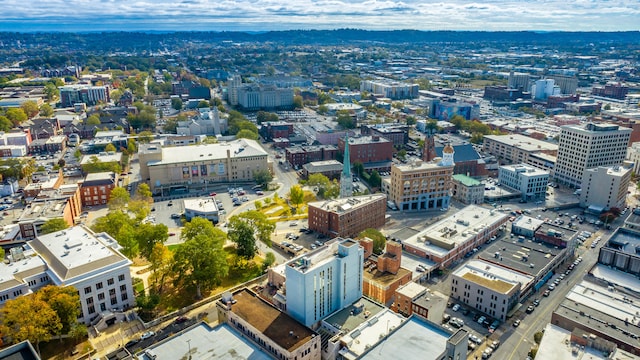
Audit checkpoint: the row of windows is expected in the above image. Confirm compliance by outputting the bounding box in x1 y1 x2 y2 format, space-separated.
83 274 126 294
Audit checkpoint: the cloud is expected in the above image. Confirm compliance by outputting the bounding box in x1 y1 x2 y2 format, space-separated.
0 0 638 31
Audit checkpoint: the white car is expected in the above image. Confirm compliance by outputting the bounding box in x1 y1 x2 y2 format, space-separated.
140 331 155 340
452 304 461 311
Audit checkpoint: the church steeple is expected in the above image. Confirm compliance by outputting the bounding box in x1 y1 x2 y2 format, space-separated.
340 134 353 198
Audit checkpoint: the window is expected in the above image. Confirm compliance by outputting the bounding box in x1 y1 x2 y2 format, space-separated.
107 278 114 286
100 303 106 312
86 297 93 305
96 282 103 290
84 287 92 294
121 292 128 301
88 305 95 314
120 285 127 293
111 297 118 305
118 274 125 282
98 293 105 301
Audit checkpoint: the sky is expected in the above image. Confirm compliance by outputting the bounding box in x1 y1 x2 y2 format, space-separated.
0 0 639 32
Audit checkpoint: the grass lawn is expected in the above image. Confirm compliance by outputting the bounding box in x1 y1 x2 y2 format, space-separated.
167 244 182 252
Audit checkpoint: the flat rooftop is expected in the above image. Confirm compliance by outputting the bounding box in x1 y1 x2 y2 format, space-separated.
484 134 558 152
80 152 122 165
412 289 448 323
0 249 47 293
452 174 481 187
338 310 406 359
146 139 267 166
363 266 412 286
536 324 625 360
590 264 640 294
453 259 533 294
29 226 128 283
359 316 450 360
404 205 508 257
566 280 640 331
512 216 545 232
231 288 316 352
323 297 386 334
607 229 640 257
183 198 218 213
303 160 343 172
478 236 563 277
396 282 426 299
139 322 270 360
500 164 549 177
308 194 386 214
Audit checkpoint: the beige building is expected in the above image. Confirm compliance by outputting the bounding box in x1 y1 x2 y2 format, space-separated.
451 174 484 204
482 134 558 165
216 288 321 360
386 154 454 211
554 123 631 188
138 139 269 194
580 164 632 212
451 259 533 321
626 142 640 175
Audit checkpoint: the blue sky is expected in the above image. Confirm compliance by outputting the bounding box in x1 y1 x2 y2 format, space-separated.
1 0 639 32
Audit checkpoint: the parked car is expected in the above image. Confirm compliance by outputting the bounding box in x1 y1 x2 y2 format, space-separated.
526 305 535 314
513 319 521 327
140 331 156 340
452 304 461 311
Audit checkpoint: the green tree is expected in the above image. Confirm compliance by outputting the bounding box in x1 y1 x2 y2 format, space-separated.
236 129 259 140
318 92 333 105
604 103 611 110
197 100 210 108
369 170 382 188
110 89 123 104
86 114 101 125
149 243 173 293
44 83 59 101
470 133 484 144
293 95 303 109
39 103 54 118
137 130 154 143
108 187 131 211
229 210 275 246
171 98 183 111
163 119 178 133
136 223 169 260
173 218 228 298
317 105 329 115
288 185 304 212
20 100 40 119
228 221 257 259
104 143 117 152
405 116 416 125
352 162 364 178
5 108 27 125
396 149 407 161
262 252 276 270
39 218 69 235
74 149 82 160
336 111 355 129
0 116 13 132
253 169 273 189
359 228 386 254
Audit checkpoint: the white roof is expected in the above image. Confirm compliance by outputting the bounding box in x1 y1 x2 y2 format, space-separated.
536 324 614 360
149 139 267 166
184 198 219 214
566 279 640 323
339 310 406 359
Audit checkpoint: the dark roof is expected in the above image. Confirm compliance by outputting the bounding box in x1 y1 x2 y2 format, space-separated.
0 341 41 360
435 144 480 162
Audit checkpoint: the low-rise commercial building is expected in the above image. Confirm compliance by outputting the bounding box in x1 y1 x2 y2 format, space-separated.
302 160 343 180
337 135 393 167
511 216 545 238
402 205 508 269
183 198 220 223
18 184 82 239
451 174 484 205
308 194 387 239
362 242 412 306
450 259 534 321
0 226 134 325
216 288 321 360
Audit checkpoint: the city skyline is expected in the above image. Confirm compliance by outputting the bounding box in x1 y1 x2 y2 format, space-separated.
1 0 639 32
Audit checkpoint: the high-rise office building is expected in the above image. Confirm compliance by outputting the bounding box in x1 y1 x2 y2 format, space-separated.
554 123 631 188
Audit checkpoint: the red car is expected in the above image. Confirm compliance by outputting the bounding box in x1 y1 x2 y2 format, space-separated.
209 192 217 197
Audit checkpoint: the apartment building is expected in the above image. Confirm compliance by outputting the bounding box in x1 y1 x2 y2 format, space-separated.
450 259 533 321
626 142 640 174
0 226 134 325
18 184 82 239
59 84 110 107
80 172 117 206
337 135 393 167
554 123 631 188
284 239 364 327
482 134 558 166
386 154 454 212
360 80 419 99
580 165 632 211
308 194 387 239
237 85 294 111
498 164 549 201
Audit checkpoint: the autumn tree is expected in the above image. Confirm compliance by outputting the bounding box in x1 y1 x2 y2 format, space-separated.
229 210 275 246
288 185 304 212
39 103 54 118
39 218 69 235
20 100 40 119
149 243 173 293
104 143 117 152
173 218 228 299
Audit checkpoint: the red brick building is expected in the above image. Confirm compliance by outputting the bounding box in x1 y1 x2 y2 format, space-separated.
308 194 387 239
80 172 117 206
362 242 413 305
337 136 393 166
285 145 338 168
